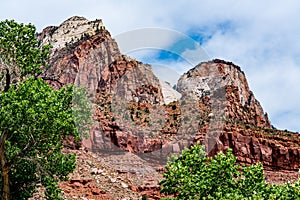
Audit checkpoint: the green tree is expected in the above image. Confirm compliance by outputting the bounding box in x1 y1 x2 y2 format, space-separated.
0 20 91 200
0 19 50 92
159 143 300 199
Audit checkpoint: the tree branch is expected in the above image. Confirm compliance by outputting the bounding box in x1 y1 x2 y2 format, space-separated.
6 134 37 168
41 76 63 87
0 130 8 151
4 68 10 92
0 65 10 92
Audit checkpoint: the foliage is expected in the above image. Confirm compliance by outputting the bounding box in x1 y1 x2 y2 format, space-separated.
0 78 79 199
0 19 50 90
159 143 300 200
0 19 91 200
71 86 93 140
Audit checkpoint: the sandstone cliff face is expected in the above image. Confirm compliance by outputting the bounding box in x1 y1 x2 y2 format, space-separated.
219 124 300 170
39 16 104 49
40 17 299 172
177 59 271 128
39 16 168 153
160 81 182 104
38 17 120 91
93 54 168 153
178 60 299 170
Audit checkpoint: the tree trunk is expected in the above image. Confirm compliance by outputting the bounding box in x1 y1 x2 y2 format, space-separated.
4 68 10 92
1 167 10 200
0 130 10 200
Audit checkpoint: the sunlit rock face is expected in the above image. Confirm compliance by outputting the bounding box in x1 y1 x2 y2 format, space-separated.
38 16 299 171
38 16 166 153
177 59 271 128
39 16 104 49
160 80 181 104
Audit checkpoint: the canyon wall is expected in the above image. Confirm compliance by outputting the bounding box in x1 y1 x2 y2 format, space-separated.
39 16 300 171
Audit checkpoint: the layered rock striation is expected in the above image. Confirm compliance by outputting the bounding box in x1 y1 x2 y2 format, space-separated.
39 16 300 172
178 59 298 170
38 16 167 153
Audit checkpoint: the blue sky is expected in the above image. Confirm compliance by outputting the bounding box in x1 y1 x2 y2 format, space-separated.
1 0 300 132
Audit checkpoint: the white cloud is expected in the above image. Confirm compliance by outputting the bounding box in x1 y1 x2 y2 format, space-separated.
127 49 192 86
114 28 183 55
198 1 300 131
245 59 300 131
1 0 300 131
180 45 210 66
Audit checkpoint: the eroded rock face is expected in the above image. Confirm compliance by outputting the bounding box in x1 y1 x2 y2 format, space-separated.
177 59 271 128
178 60 299 170
40 17 299 172
39 16 167 153
39 18 121 91
218 124 300 170
160 80 181 104
39 16 105 49
93 55 167 153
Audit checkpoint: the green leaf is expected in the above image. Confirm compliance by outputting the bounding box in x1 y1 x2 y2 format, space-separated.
159 143 300 199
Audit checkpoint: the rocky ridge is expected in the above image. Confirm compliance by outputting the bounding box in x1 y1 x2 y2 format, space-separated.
39 16 105 49
38 16 300 199
177 59 270 128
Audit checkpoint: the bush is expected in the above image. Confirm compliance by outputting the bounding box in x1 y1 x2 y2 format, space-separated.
159 143 300 199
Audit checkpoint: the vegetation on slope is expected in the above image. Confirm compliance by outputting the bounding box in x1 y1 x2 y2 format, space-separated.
159 143 300 199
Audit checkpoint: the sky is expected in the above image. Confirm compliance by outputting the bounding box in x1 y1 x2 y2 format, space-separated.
1 0 300 132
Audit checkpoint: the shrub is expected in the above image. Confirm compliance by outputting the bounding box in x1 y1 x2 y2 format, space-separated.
159 143 300 199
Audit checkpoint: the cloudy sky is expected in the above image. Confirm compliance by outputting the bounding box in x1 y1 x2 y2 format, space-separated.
1 0 300 132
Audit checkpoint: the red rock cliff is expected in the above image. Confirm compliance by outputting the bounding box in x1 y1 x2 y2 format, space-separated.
177 60 299 170
39 17 300 172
